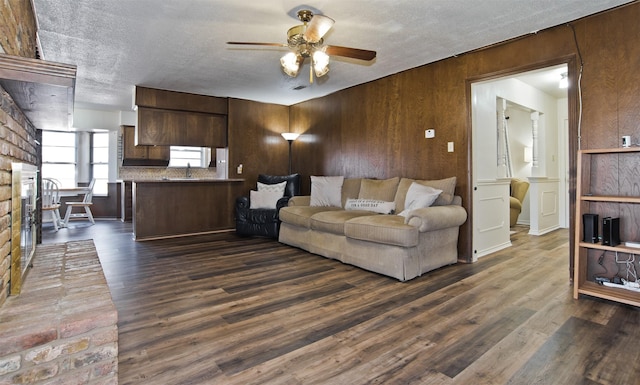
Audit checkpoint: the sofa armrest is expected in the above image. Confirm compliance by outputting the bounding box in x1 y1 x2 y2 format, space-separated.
405 205 467 232
236 196 250 210
288 196 311 206
276 196 292 211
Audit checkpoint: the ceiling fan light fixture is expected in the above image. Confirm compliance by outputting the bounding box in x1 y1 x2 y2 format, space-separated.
281 52 303 77
312 50 330 77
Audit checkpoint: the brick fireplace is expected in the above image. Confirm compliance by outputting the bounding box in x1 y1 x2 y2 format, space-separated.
0 240 118 384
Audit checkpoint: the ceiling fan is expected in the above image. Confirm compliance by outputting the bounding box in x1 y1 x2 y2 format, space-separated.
227 9 377 83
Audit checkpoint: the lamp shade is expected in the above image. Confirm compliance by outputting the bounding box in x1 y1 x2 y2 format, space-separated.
281 132 300 141
281 52 302 77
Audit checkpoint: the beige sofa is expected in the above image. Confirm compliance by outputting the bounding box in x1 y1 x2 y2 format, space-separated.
278 176 467 281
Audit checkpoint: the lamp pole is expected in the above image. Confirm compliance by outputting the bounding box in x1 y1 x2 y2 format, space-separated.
287 139 293 174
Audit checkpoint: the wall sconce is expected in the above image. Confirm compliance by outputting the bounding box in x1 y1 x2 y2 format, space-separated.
524 146 533 163
282 133 300 174
558 72 568 89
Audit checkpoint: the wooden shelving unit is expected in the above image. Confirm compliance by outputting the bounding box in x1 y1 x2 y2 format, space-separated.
574 147 640 307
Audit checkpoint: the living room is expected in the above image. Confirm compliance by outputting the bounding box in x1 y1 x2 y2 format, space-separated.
1 1 640 384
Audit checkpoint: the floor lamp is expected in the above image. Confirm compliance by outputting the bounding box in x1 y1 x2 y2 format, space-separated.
281 132 300 174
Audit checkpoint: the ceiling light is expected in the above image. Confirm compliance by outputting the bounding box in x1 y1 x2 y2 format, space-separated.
312 50 330 77
280 52 303 77
559 72 568 89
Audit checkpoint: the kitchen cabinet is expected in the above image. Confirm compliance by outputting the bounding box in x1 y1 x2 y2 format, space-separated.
134 86 228 148
136 107 227 147
121 125 170 166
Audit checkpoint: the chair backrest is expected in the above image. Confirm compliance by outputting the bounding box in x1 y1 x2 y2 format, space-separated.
510 178 530 203
82 179 96 203
42 178 60 208
258 173 301 197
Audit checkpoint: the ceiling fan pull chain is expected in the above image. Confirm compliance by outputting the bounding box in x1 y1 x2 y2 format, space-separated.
310 65 314 84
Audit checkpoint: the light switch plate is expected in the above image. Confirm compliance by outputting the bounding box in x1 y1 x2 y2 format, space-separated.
447 142 454 152
425 129 435 138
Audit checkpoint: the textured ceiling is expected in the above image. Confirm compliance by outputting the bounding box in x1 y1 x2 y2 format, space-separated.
32 0 633 110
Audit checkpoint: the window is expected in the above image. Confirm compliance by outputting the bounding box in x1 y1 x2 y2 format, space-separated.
169 146 211 168
41 131 76 188
92 132 109 195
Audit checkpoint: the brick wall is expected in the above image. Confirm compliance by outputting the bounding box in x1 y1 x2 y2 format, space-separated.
0 0 40 308
0 241 118 384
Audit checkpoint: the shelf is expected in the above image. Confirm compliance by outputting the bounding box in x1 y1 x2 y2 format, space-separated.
578 242 640 254
577 281 640 307
580 195 640 203
580 147 640 154
0 54 76 131
574 147 640 307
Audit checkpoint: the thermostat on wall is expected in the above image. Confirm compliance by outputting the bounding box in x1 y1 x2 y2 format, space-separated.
425 129 435 138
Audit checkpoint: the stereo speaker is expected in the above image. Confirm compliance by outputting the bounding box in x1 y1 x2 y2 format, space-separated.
583 214 599 243
602 217 620 246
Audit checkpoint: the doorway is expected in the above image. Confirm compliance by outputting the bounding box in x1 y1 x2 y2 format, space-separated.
471 64 569 261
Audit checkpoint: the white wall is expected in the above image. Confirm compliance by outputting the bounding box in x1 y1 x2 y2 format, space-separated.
473 78 560 181
72 108 136 183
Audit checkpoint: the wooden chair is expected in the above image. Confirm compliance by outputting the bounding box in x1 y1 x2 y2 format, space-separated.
42 178 62 231
63 179 96 226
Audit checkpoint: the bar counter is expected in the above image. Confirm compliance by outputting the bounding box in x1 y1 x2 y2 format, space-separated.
132 178 244 240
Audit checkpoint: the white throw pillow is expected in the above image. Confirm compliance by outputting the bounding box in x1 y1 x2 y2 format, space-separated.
310 176 344 207
257 181 287 195
345 199 395 214
398 183 442 217
250 190 283 209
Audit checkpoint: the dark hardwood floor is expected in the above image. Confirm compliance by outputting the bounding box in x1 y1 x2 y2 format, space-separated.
42 221 640 384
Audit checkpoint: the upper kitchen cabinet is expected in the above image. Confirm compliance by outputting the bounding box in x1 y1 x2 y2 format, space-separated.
136 107 227 147
134 86 228 147
121 125 169 167
0 54 76 131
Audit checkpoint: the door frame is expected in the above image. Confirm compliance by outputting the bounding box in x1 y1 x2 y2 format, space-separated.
464 55 579 271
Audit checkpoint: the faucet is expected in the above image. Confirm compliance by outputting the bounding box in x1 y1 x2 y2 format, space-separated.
186 162 192 178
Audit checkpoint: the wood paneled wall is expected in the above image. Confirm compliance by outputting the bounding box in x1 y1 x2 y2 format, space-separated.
227 99 290 195
288 3 640 262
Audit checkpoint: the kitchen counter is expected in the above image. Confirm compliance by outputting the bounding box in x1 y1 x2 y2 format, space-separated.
132 178 244 240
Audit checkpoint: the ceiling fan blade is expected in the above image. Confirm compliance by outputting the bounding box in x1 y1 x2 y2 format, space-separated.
325 45 377 61
227 42 287 47
304 14 335 43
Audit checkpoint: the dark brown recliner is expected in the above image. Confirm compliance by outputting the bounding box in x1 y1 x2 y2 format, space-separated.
235 173 301 238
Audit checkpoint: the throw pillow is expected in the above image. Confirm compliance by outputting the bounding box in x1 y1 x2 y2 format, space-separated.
358 177 400 202
395 176 457 210
345 199 396 214
257 181 287 196
310 176 344 207
398 183 442 217
249 190 283 209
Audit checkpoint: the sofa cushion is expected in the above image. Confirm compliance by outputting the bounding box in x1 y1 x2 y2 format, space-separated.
249 190 283 209
345 199 396 214
257 181 286 195
341 178 362 207
310 176 344 207
258 173 300 197
310 210 375 235
395 176 457 211
358 177 400 202
397 183 441 217
345 215 419 247
279 206 342 229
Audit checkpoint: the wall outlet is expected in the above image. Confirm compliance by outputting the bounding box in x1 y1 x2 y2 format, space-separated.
425 129 435 138
237 164 243 174
447 142 454 152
